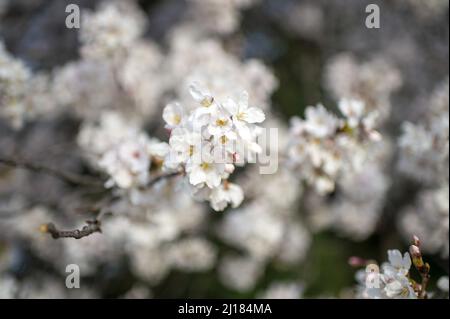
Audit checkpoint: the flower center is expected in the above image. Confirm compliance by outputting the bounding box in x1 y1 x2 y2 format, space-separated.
189 145 194 157
220 135 228 144
216 119 228 127
200 162 211 170
237 112 247 121
173 114 181 125
201 96 214 107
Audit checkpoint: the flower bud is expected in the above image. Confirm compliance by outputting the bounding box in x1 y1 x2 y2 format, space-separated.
410 244 425 269
409 244 421 258
348 256 367 267
413 235 421 247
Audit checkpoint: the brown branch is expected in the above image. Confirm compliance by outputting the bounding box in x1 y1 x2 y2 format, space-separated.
0 157 104 188
0 162 182 240
38 172 182 240
419 268 431 299
41 220 102 240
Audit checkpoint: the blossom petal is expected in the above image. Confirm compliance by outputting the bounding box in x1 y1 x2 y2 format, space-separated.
246 107 265 123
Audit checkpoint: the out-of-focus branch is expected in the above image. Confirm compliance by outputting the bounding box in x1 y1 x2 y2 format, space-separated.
0 156 104 187
38 172 183 240
145 170 183 188
40 220 102 240
0 157 183 239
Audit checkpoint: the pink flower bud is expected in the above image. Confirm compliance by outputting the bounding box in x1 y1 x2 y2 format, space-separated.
413 235 421 247
409 245 421 258
348 256 367 267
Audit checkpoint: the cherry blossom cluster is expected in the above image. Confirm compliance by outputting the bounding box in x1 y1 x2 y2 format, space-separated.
162 83 266 211
0 0 448 299
398 78 449 185
299 51 401 240
306 151 391 240
78 112 169 190
0 42 32 128
80 1 146 60
399 184 449 258
184 0 262 34
166 28 278 112
1 42 57 129
396 79 449 258
355 249 417 299
325 53 402 123
287 99 381 194
53 1 165 123
353 238 441 299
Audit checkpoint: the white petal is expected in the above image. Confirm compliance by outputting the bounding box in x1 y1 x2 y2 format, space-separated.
209 187 228 211
223 98 239 116
228 184 244 208
235 120 252 141
189 168 206 186
387 250 403 268
205 171 222 188
238 91 249 111
246 107 265 123
402 252 412 271
163 102 183 127
189 82 205 102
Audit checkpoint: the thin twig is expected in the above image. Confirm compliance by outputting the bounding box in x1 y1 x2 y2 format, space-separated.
419 270 431 299
41 220 102 240
145 170 183 188
0 157 104 187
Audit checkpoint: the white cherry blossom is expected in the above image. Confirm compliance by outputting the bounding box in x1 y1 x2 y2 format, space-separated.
382 250 412 277
163 102 186 129
209 182 244 211
224 91 265 141
338 99 365 128
382 273 416 299
162 82 265 210
303 104 339 138
186 149 226 189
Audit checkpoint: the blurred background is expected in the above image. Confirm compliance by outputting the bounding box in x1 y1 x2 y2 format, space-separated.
0 0 448 298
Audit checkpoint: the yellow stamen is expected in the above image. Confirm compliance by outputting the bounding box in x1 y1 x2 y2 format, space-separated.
200 162 211 170
173 114 181 125
189 145 194 157
216 119 228 127
220 135 228 144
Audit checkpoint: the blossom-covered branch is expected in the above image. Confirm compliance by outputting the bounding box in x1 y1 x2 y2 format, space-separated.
161 82 266 211
352 236 435 299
